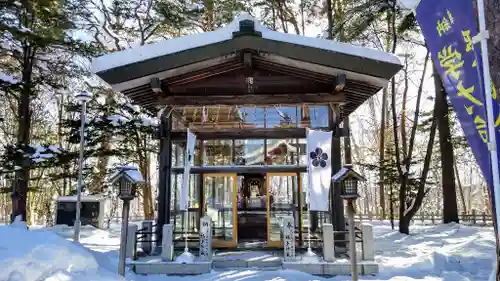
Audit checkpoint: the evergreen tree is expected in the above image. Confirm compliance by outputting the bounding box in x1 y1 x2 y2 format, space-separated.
0 0 98 222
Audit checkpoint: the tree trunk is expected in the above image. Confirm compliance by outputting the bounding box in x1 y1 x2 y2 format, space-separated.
454 159 467 214
433 67 459 223
89 93 114 194
139 135 154 220
12 45 35 222
399 104 438 234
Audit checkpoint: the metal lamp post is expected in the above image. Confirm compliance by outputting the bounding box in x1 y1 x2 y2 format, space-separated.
73 90 91 243
332 165 365 281
110 165 144 277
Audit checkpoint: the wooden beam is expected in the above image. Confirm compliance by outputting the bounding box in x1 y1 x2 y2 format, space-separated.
160 92 345 106
243 51 253 78
170 127 347 140
150 77 163 93
171 165 307 174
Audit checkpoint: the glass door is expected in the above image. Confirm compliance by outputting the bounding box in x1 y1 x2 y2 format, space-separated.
203 174 238 248
266 173 300 247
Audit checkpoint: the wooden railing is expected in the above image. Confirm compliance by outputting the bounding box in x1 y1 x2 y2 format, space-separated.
355 210 494 226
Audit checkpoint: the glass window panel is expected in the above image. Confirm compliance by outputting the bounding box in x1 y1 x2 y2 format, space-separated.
298 139 307 165
204 175 234 242
238 106 265 128
170 173 200 243
268 175 299 242
266 106 298 128
172 143 184 167
266 139 298 165
203 140 233 166
299 105 329 128
234 139 265 165
172 141 201 167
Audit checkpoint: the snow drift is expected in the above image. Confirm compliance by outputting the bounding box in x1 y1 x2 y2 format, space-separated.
0 221 122 281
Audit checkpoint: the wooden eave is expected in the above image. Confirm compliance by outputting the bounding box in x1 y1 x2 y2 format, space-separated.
119 55 382 119
170 127 346 141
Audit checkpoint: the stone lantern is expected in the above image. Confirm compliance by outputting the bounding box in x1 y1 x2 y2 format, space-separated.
332 166 365 200
332 164 366 281
109 165 145 276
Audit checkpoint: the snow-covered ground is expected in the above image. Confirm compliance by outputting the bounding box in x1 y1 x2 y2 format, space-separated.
0 220 496 281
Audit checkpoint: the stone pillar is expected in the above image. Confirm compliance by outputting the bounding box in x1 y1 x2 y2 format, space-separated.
199 216 212 261
283 216 295 262
161 224 174 261
322 223 335 262
361 224 375 261
141 220 153 255
126 224 138 260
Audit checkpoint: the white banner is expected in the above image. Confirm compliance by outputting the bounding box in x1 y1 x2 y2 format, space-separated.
306 129 332 211
180 129 196 211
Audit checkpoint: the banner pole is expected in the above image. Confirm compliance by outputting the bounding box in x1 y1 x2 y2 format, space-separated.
476 0 500 238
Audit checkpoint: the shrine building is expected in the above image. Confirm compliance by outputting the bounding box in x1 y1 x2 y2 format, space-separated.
92 13 402 251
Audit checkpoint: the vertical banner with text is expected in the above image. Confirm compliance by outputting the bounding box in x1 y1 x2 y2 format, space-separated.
416 0 500 212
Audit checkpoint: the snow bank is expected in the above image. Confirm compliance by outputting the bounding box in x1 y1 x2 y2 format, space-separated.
0 221 122 281
373 221 496 280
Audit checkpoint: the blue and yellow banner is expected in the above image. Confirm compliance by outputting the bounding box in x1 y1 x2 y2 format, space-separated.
416 0 499 207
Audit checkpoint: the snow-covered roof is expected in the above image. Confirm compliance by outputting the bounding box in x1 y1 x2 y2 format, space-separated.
108 165 145 184
332 166 366 183
91 13 402 94
92 13 401 75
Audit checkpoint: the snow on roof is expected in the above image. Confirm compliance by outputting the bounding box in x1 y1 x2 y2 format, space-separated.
91 13 402 75
108 165 145 184
332 166 366 182
332 167 350 182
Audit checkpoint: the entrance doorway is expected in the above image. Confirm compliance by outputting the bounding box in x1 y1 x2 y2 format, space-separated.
203 174 238 248
266 173 300 247
203 173 301 248
238 174 267 244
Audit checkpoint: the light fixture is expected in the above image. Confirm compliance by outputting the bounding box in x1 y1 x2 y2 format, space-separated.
75 91 92 103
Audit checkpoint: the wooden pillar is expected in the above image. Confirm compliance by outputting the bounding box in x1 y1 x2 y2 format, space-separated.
329 105 346 236
156 110 173 245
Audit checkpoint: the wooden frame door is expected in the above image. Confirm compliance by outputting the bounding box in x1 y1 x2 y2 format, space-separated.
202 173 238 248
266 173 299 247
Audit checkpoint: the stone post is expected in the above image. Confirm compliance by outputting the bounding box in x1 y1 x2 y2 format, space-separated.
161 224 174 261
322 223 335 262
283 216 295 262
361 223 374 261
199 216 212 261
126 224 138 260
141 220 153 255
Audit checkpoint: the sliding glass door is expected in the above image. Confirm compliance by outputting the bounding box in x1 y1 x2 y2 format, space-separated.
203 174 238 247
266 173 300 247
